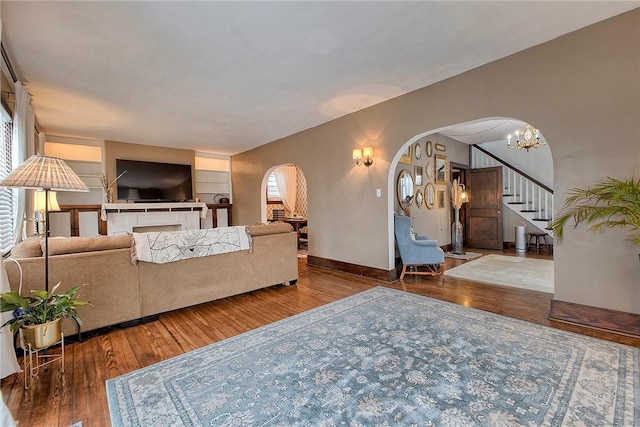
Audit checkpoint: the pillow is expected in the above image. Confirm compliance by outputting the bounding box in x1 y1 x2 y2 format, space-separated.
11 236 43 258
247 222 293 236
44 235 131 256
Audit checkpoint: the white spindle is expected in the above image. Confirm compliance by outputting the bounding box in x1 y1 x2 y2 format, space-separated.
470 146 554 223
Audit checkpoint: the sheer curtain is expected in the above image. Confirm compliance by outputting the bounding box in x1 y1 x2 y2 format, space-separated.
11 82 34 244
0 11 20 425
274 165 297 215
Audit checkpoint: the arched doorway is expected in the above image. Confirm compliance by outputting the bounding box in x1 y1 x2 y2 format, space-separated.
388 118 554 278
261 164 308 254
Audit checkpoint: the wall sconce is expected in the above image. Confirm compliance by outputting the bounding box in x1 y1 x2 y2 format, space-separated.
353 147 374 167
460 185 468 203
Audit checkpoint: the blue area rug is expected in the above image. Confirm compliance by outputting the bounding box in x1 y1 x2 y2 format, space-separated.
106 287 638 426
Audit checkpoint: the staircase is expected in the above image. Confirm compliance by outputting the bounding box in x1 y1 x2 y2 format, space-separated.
471 145 554 235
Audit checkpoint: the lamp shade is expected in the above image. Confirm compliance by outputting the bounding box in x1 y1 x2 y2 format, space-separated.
35 191 61 212
0 155 89 192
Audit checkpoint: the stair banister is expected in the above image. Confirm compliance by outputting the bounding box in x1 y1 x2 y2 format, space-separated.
471 144 553 193
470 144 554 233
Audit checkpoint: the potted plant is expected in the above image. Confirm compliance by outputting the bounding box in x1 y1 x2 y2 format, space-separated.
550 176 640 247
0 283 90 349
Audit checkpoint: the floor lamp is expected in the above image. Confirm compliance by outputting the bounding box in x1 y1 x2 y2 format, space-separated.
0 155 88 292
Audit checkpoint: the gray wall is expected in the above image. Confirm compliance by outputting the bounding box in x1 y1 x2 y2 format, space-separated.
479 140 554 189
232 10 640 314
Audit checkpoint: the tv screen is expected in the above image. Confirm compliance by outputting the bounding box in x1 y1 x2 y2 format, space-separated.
115 159 193 202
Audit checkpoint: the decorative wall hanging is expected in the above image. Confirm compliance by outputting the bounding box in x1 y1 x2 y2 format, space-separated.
425 182 435 210
415 166 423 186
435 154 448 185
399 145 413 164
415 189 423 208
437 190 446 209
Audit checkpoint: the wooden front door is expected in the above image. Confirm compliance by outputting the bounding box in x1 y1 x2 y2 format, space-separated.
467 166 503 249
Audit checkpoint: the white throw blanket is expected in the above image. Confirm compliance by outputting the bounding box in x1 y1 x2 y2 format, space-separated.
132 227 251 264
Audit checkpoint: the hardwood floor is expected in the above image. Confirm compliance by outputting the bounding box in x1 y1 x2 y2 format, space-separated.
2 249 638 426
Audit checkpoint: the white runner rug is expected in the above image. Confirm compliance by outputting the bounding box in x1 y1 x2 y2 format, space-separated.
445 254 553 293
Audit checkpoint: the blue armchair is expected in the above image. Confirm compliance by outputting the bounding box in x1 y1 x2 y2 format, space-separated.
394 215 446 280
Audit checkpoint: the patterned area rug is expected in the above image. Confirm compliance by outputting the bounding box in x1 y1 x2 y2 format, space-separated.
444 251 482 260
107 287 638 426
445 254 554 293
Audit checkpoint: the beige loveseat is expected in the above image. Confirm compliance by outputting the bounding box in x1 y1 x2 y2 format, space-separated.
4 223 298 337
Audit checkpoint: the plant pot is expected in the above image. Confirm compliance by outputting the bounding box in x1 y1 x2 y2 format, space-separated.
22 318 62 350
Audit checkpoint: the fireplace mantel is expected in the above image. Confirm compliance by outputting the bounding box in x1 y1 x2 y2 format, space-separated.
101 202 208 235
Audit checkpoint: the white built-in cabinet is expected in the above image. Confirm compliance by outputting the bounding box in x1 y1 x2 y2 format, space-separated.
195 170 230 195
44 141 104 236
48 206 105 237
43 140 234 235
194 154 231 205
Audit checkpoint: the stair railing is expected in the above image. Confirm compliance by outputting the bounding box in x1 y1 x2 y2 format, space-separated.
470 145 554 226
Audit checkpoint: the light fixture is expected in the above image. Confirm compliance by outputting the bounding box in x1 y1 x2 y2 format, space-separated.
353 147 374 167
507 123 546 151
34 191 61 236
460 186 468 203
0 155 88 291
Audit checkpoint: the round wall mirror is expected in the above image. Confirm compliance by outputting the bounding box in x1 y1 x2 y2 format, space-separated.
415 189 424 208
397 170 414 206
425 182 435 210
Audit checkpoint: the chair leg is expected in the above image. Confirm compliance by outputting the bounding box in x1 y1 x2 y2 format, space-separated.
399 263 447 281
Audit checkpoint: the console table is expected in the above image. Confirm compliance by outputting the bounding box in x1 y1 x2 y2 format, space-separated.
101 202 208 236
282 217 307 248
206 203 233 228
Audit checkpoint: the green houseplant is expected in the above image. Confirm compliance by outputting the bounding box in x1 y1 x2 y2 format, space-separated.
0 283 90 349
550 176 640 246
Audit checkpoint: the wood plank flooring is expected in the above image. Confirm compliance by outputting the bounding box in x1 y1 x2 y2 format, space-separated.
2 249 638 426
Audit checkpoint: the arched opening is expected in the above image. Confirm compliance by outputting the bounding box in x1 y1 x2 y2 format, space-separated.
261 163 308 254
388 118 554 290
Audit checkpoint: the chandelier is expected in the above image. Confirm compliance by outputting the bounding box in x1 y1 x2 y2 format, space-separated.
507 123 546 151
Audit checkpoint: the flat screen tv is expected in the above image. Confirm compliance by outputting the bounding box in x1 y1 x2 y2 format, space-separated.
116 159 193 202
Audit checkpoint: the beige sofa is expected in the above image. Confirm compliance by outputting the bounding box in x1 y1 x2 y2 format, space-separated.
4 223 298 336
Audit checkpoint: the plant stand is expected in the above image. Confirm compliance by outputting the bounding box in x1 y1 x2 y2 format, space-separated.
19 330 64 390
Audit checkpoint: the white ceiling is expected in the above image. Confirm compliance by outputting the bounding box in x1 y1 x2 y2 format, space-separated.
2 1 637 155
439 119 548 146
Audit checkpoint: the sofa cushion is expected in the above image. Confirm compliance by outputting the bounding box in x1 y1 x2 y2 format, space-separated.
44 235 131 256
247 222 293 236
11 236 43 258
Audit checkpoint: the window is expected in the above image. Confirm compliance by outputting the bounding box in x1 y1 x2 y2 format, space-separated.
267 172 281 202
0 114 14 254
